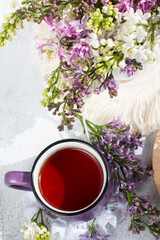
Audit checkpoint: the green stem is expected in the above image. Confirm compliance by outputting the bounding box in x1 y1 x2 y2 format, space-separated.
89 218 96 238
40 208 44 225
135 213 156 233
31 208 42 222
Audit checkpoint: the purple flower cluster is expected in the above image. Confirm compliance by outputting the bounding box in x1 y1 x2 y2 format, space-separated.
94 76 118 97
88 118 144 201
115 0 133 13
69 41 93 62
138 0 156 13
44 14 95 69
115 0 155 13
126 195 160 238
120 58 142 77
93 118 143 163
81 116 160 238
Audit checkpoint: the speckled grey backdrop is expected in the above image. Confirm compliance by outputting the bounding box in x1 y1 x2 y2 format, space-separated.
0 2 160 240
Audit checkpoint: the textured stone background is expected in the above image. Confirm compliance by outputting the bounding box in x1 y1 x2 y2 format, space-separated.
0 1 160 240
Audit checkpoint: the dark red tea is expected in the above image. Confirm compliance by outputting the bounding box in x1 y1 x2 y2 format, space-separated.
38 147 104 212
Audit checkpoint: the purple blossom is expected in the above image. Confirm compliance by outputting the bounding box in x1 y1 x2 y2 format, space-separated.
91 0 98 4
79 231 92 240
115 0 133 13
79 231 110 240
107 117 126 130
69 41 93 61
74 65 86 75
120 58 142 77
125 206 138 217
35 36 46 58
138 0 155 13
92 118 143 171
56 45 66 60
93 233 110 240
34 36 55 58
94 87 101 94
44 16 53 26
45 14 89 40
105 77 119 97
120 64 136 77
51 19 80 38
103 0 111 5
94 76 118 98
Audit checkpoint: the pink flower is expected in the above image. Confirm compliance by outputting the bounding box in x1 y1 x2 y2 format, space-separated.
45 15 89 40
56 45 66 60
34 36 48 58
138 0 155 13
44 16 53 26
91 0 98 3
115 0 133 13
69 41 93 62
103 0 111 5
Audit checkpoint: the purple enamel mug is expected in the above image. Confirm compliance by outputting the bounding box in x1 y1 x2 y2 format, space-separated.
5 139 114 221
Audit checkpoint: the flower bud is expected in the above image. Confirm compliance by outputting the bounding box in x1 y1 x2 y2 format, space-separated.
100 38 107 46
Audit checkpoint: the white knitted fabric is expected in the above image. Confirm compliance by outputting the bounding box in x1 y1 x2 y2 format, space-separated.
83 61 160 135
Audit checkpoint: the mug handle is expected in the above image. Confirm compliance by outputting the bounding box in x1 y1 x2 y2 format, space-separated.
4 171 32 191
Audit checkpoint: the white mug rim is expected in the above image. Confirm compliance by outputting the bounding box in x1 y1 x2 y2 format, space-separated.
31 139 109 216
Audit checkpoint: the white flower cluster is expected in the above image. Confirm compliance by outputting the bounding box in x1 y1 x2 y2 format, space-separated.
115 8 160 63
85 7 160 69
20 221 50 240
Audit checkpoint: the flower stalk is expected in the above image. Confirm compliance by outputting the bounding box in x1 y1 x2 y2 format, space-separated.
78 114 160 239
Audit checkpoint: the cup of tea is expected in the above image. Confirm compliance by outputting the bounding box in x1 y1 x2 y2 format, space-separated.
4 139 114 221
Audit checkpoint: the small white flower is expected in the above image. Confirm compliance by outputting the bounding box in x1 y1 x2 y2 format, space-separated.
100 38 107 46
123 8 137 24
90 33 97 40
119 60 126 68
106 38 115 48
3 14 12 23
122 35 135 49
104 56 112 61
122 46 137 59
124 8 151 25
89 33 100 49
115 11 122 22
136 26 147 43
24 231 31 239
10 17 16 24
63 4 73 17
102 6 108 14
91 49 100 57
42 227 47 232
21 221 41 239
10 0 20 9
145 49 155 63
136 9 151 24
92 40 100 49
129 25 137 33
16 21 23 30
39 229 44 234
134 49 148 62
